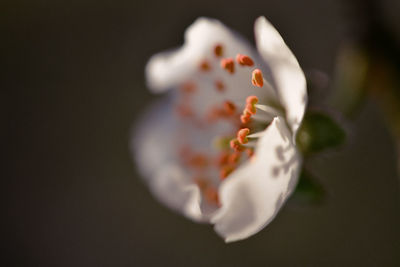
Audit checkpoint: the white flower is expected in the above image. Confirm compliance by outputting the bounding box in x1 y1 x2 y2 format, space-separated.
133 17 307 242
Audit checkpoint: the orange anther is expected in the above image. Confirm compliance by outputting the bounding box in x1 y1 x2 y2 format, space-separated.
176 104 194 118
206 108 217 122
251 69 264 87
180 82 196 93
246 95 258 105
206 106 227 122
246 148 254 157
215 80 225 92
194 177 209 191
220 58 235 74
220 165 234 180
223 101 236 115
237 128 250 144
214 44 224 57
230 138 245 152
228 152 241 164
245 103 257 115
236 54 254 66
244 96 258 115
216 152 230 166
206 107 219 121
204 187 220 205
188 154 208 169
199 60 211 72
240 113 252 124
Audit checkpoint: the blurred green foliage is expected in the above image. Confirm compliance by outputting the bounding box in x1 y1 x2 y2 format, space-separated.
291 169 324 205
297 111 346 155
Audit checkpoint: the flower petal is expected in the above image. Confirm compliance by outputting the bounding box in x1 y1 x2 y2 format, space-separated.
149 164 204 222
254 17 307 136
211 117 301 242
146 17 250 92
146 17 278 126
132 96 204 221
146 18 266 93
132 96 176 178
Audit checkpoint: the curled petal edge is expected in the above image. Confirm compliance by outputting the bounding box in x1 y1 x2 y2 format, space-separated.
149 164 205 222
211 117 301 242
132 97 206 222
146 17 258 93
254 17 307 137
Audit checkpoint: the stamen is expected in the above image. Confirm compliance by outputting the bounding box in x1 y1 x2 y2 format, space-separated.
206 107 222 122
216 152 230 166
215 80 225 92
247 131 265 138
194 177 209 191
243 141 257 147
199 60 211 72
214 44 224 57
251 69 264 87
240 96 258 124
246 148 254 157
237 128 250 144
180 82 196 93
236 54 254 66
245 103 256 115
230 138 245 152
207 100 237 123
213 136 232 150
220 165 234 180
223 101 236 116
251 113 274 122
220 58 235 74
207 107 227 123
194 178 220 206
188 154 208 169
254 104 282 117
228 152 241 164
204 186 220 205
176 104 194 118
246 95 259 105
244 95 258 115
240 113 252 124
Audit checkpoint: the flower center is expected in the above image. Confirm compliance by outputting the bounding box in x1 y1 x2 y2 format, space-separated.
174 43 281 207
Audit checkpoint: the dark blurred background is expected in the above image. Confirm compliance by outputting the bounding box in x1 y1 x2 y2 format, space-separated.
3 0 400 266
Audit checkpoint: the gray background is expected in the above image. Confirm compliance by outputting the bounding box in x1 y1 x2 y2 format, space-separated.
3 0 400 266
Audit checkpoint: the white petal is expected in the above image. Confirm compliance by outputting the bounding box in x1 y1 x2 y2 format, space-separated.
132 96 176 178
149 164 204 222
146 17 249 92
254 17 307 136
211 117 301 242
131 96 204 222
146 17 278 126
146 17 271 95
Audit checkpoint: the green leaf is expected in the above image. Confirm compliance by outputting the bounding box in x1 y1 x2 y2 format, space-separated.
290 169 325 205
296 111 346 154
